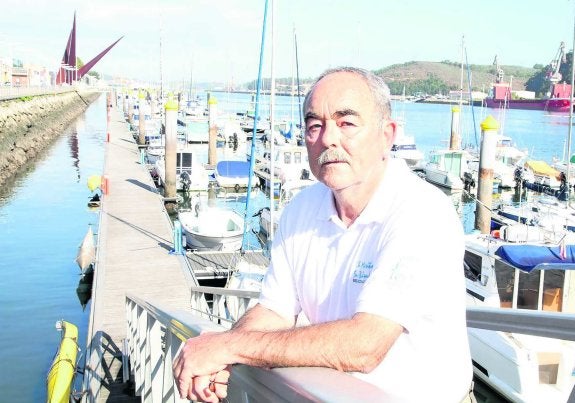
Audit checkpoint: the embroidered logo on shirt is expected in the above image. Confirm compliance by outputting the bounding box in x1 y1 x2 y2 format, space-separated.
352 261 374 283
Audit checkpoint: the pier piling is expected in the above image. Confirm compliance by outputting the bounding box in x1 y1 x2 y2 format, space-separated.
208 95 218 166
138 90 146 145
475 115 499 233
164 97 178 206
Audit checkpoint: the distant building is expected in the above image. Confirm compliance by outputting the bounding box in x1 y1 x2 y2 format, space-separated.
0 57 11 85
448 90 487 101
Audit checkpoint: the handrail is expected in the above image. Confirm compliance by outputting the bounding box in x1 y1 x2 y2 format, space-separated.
466 306 575 341
125 293 397 402
122 288 575 402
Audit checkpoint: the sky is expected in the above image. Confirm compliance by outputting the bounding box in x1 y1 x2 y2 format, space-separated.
1 0 574 86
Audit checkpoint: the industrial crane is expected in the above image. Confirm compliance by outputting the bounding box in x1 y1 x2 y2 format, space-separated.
547 41 566 84
492 55 504 83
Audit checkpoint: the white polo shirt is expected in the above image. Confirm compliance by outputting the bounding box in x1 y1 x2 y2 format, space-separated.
259 158 472 402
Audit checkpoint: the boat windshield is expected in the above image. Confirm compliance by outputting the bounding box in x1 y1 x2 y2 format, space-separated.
494 258 566 312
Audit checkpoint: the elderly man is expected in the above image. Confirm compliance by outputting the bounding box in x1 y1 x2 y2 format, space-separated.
173 67 472 402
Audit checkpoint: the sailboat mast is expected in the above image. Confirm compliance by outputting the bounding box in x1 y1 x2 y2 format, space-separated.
269 0 276 242
290 25 296 124
189 62 193 100
159 11 164 100
459 36 464 111
242 0 270 252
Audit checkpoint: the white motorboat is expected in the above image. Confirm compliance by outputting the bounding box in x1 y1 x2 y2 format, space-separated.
391 118 424 169
464 227 575 402
238 111 270 134
154 148 209 192
424 149 474 191
258 178 315 239
256 144 314 185
179 204 245 252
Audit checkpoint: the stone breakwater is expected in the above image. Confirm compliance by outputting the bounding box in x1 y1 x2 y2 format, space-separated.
0 91 101 187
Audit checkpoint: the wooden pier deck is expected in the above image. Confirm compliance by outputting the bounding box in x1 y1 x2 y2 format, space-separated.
86 106 194 402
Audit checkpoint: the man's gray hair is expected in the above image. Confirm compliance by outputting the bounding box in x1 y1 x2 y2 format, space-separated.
302 67 392 121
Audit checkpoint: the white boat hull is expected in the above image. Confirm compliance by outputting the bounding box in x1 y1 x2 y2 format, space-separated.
424 164 464 190
179 208 244 252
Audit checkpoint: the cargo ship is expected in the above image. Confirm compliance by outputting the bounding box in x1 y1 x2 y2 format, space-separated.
485 82 572 112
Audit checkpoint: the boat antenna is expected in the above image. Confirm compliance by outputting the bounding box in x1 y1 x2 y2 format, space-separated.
242 0 270 253
294 25 303 133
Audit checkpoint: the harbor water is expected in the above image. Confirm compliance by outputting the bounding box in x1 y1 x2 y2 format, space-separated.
2 91 570 402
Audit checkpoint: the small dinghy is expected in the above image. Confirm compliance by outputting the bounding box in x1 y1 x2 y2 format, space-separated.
87 194 101 208
75 226 95 275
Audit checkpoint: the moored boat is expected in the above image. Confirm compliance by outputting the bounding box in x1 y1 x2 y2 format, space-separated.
214 160 258 191
484 85 572 112
464 227 575 402
424 149 475 191
391 118 424 169
179 202 245 252
154 148 210 192
46 320 79 403
75 226 95 275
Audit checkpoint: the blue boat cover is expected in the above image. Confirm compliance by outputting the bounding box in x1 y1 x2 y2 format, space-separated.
216 161 251 178
495 244 575 272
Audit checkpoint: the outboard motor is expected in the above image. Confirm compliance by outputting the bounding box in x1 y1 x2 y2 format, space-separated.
463 172 475 191
180 172 191 192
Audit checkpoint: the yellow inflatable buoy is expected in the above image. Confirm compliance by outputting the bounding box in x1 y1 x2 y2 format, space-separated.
87 175 102 192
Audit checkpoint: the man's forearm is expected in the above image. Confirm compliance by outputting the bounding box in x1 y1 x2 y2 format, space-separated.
223 312 402 373
232 303 295 331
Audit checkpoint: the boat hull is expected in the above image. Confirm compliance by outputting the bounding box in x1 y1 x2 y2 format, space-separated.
485 98 571 113
183 231 243 252
46 321 78 403
179 208 244 252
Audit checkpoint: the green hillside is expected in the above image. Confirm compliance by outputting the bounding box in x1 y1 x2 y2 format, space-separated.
374 61 536 96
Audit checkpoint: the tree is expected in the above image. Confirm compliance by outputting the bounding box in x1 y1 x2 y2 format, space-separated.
558 50 573 86
526 50 573 96
525 67 547 96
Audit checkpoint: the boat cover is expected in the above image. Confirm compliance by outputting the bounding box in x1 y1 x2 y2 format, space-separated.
525 160 560 178
216 160 251 178
495 244 575 272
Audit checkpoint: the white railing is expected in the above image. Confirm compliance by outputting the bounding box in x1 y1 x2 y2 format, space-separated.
124 289 575 403
188 286 259 329
125 292 395 402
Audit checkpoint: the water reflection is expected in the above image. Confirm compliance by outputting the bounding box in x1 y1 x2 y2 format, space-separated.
76 272 93 311
68 130 80 182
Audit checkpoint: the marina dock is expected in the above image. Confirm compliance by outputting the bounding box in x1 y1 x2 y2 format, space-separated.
84 105 195 402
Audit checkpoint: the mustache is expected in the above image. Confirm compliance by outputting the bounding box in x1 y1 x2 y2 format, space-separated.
317 149 349 165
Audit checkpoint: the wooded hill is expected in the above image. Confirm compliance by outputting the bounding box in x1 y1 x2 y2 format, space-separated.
243 60 544 96
374 61 536 96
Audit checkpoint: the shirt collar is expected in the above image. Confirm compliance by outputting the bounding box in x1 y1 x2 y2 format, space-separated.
314 158 409 225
